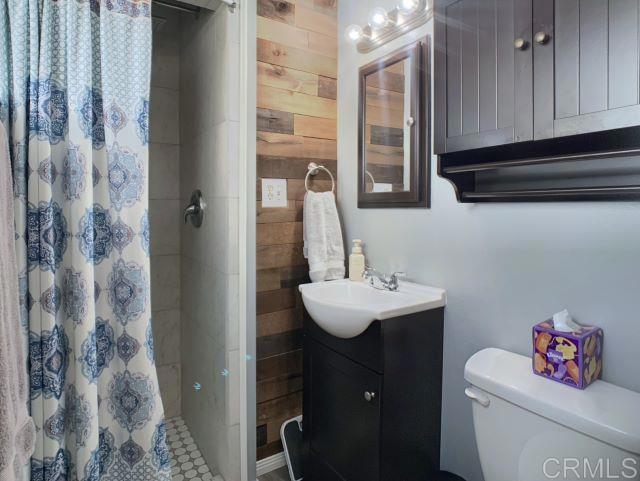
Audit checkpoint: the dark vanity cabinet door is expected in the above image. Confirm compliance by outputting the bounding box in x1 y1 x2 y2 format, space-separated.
303 309 445 481
305 340 381 481
534 0 640 139
434 0 533 154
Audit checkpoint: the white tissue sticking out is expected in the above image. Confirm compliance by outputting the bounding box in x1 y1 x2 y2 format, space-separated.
552 309 581 332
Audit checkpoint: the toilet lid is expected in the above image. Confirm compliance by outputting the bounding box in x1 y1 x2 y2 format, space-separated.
465 348 640 455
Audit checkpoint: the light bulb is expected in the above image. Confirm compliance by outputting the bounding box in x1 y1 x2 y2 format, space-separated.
345 24 364 43
368 7 390 29
398 0 420 13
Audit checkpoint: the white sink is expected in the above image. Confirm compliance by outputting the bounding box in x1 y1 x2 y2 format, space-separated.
298 278 446 339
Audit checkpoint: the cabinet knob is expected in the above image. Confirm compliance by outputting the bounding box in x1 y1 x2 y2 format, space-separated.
364 391 376 402
514 38 528 50
534 31 550 45
406 117 415 127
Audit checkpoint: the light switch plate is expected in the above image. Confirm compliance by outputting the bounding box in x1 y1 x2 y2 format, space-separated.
261 178 287 208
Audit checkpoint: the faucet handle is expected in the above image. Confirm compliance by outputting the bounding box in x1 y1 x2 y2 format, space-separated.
388 272 406 291
362 266 375 284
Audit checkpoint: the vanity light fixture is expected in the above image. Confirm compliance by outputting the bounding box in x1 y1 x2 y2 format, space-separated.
346 0 432 53
345 24 365 43
398 0 420 14
369 7 392 29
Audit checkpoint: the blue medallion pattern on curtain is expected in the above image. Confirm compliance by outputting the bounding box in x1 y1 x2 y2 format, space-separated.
0 1 171 479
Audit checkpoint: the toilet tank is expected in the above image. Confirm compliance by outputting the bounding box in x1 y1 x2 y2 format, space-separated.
464 348 640 481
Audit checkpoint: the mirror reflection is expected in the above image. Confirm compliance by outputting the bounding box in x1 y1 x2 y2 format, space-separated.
363 57 412 193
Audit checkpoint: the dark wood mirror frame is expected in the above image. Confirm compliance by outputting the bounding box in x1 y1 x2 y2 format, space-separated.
358 38 431 208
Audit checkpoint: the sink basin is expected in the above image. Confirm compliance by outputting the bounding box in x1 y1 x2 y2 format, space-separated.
298 278 446 339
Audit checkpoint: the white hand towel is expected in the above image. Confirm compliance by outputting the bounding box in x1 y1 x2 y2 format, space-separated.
303 191 345 282
0 123 35 481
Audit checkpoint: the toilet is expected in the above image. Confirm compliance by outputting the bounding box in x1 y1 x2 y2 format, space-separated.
465 348 640 481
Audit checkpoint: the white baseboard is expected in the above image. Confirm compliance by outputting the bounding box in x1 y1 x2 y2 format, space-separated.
256 451 286 477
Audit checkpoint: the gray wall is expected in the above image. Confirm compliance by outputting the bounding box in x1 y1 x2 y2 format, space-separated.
180 6 242 481
338 3 640 481
150 6 182 419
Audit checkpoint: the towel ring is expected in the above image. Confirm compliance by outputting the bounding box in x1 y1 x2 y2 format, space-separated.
305 162 335 193
365 170 376 187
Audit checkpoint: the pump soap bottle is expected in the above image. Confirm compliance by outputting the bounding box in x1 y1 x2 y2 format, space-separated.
349 239 366 282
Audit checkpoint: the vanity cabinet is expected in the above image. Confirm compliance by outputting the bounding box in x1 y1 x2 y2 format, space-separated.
302 308 444 481
434 0 640 202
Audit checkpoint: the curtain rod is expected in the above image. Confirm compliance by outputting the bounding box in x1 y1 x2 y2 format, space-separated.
153 0 200 15
152 0 236 14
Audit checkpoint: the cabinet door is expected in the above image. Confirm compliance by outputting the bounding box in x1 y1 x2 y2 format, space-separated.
307 340 381 481
534 0 640 139
434 0 533 154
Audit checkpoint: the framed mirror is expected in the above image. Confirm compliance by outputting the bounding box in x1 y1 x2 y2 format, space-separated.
358 38 430 208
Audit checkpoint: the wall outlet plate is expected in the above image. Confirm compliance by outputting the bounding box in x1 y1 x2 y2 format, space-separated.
261 178 288 208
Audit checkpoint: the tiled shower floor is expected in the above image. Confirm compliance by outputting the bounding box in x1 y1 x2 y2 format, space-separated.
167 417 222 481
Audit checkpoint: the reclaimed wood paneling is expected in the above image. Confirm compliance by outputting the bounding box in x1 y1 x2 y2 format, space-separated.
257 0 337 459
257 330 303 359
256 200 303 224
318 75 337 99
257 373 303 404
257 131 337 159
295 5 337 37
257 61 318 95
257 308 303 337
257 39 337 78
257 287 298 315
293 0 337 18
257 244 306 270
257 350 303 381
257 178 333 200
257 222 303 246
257 16 309 51
258 84 337 119
257 268 282 293
294 114 337 139
258 155 336 179
257 108 294 134
308 30 338 59
257 0 296 24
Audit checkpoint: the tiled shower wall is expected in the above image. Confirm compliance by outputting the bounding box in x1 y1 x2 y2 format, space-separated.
150 7 182 419
180 6 241 481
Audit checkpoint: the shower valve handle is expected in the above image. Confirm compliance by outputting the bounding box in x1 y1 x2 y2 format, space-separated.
184 190 205 227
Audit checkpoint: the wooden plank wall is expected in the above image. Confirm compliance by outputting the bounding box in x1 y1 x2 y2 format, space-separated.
256 0 338 460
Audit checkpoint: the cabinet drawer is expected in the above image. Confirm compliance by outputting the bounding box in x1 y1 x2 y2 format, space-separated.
303 313 382 373
307 340 381 481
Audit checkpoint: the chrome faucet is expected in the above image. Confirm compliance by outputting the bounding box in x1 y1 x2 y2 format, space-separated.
362 266 405 292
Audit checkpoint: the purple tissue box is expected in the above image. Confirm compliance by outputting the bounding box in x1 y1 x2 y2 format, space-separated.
532 320 603 390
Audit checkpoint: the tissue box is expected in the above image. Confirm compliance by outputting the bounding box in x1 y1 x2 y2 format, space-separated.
532 320 603 389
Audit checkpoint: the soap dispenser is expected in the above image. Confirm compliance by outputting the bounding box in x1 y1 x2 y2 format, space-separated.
349 239 366 282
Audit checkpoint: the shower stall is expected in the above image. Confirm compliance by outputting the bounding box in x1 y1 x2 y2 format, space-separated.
0 0 255 479
149 1 244 479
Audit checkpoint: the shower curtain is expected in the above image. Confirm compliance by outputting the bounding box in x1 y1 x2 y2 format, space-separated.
0 1 171 480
